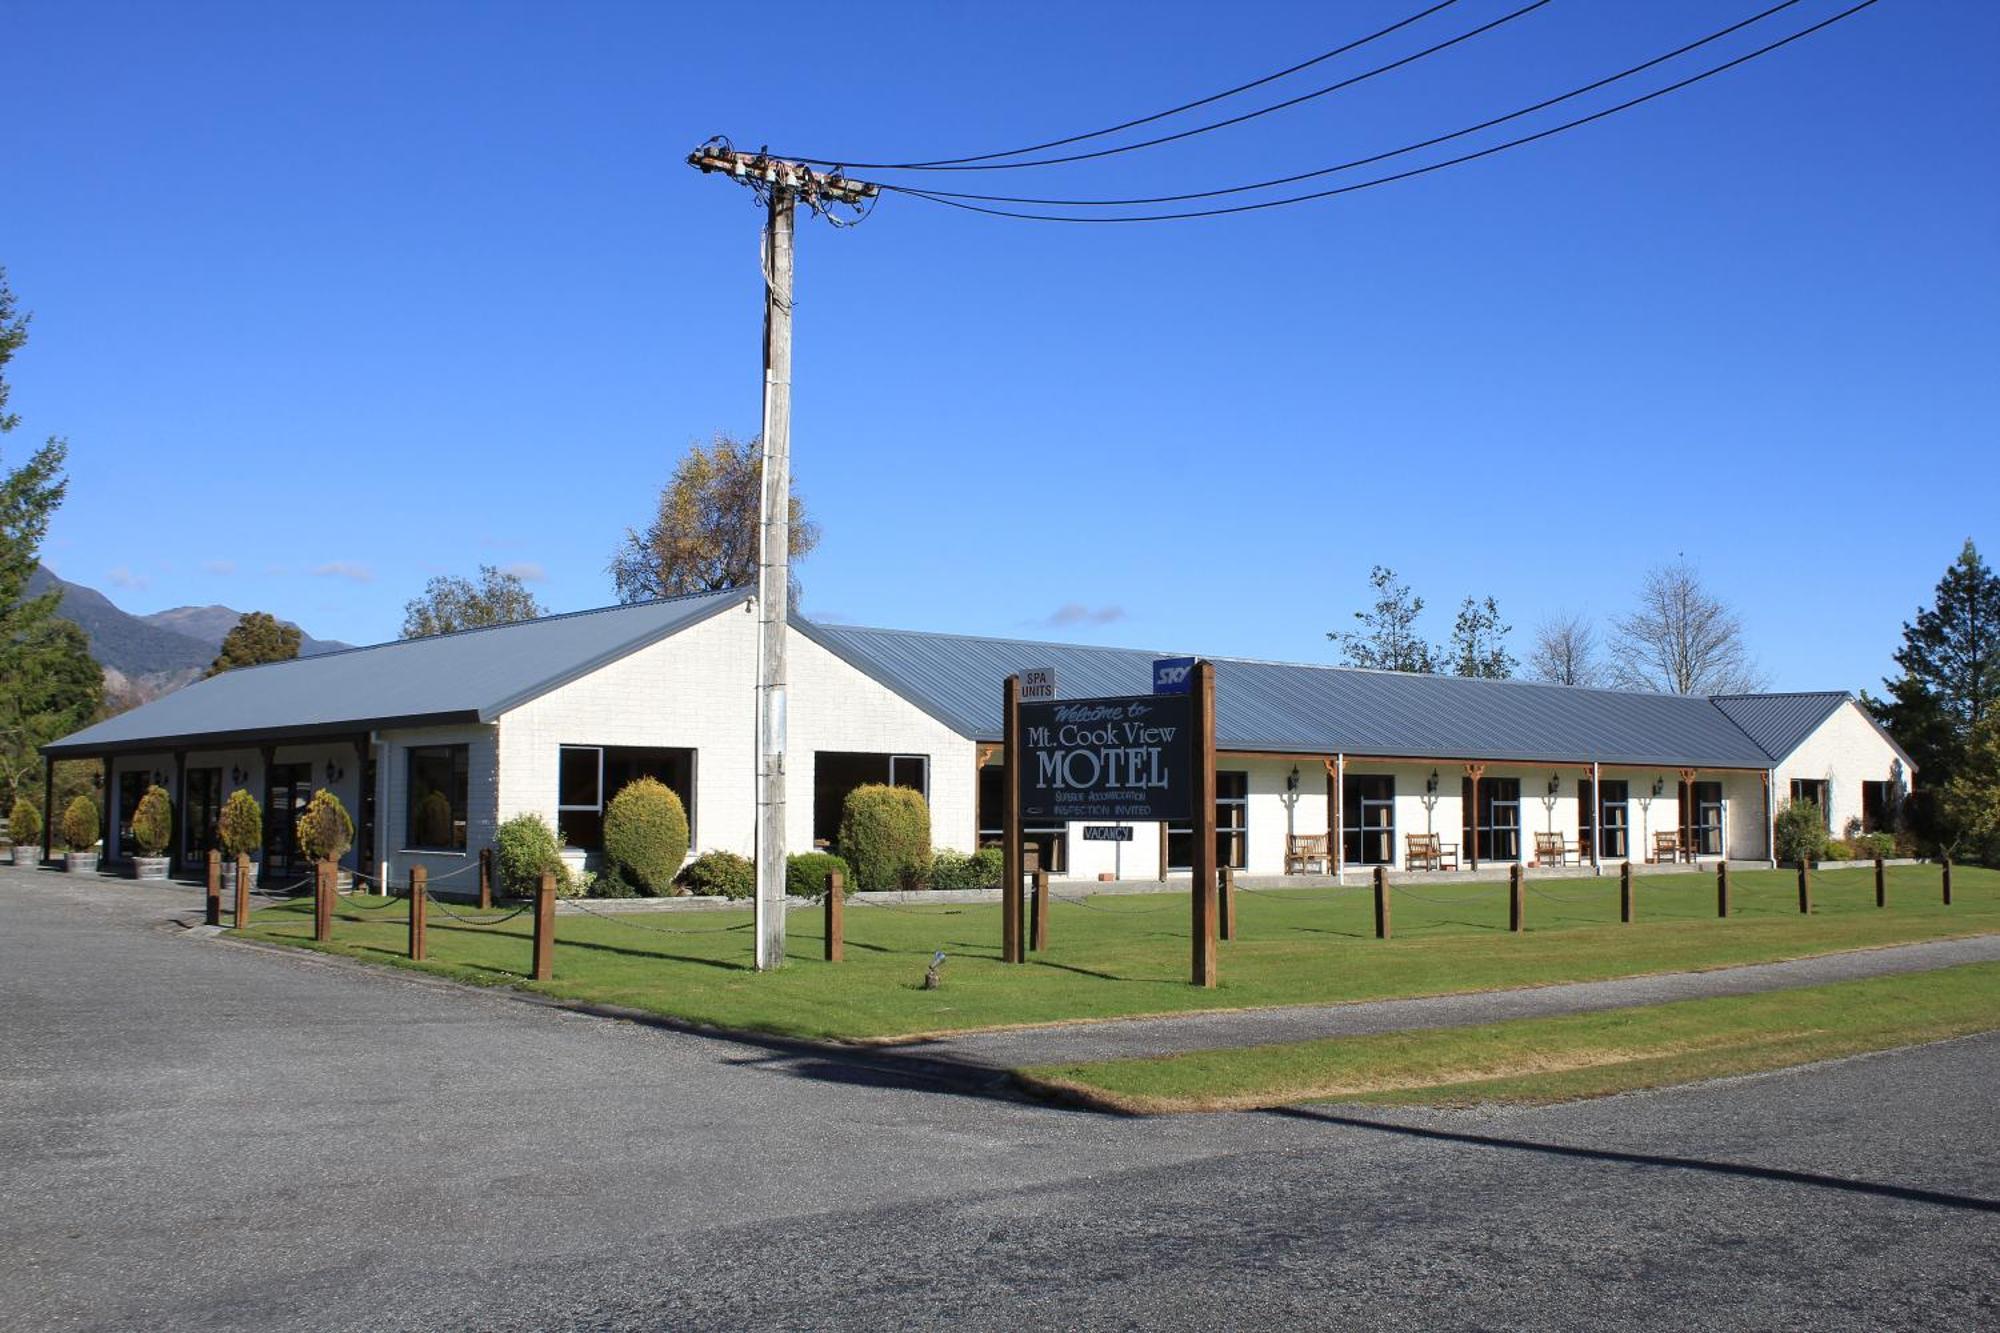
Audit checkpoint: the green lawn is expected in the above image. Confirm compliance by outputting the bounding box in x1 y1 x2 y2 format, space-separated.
237 862 2000 1041
1017 961 2000 1113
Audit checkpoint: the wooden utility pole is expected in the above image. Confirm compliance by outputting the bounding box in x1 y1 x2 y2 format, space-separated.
1002 676 1024 964
688 143 878 973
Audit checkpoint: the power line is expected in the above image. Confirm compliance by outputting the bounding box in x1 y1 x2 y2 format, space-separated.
783 0 1554 173
800 0 1464 171
895 0 1806 208
881 0 1881 224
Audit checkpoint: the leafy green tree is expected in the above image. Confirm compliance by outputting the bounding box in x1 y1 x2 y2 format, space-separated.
1331 565 1436 674
0 269 100 806
1448 595 1516 679
1936 711 2000 863
1865 539 2000 791
206 611 301 677
401 564 544 638
610 434 818 604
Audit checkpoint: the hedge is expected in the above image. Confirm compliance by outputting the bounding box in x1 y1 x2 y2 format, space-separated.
837 784 932 892
928 846 1003 891
602 777 689 896
787 851 851 898
1774 798 1830 866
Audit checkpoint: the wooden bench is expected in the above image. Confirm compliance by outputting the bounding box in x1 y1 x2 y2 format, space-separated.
1532 831 1579 867
1405 832 1460 872
1284 833 1330 875
1650 831 1683 864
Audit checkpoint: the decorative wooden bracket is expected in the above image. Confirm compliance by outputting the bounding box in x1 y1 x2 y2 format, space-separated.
1464 763 1486 780
1322 758 1339 781
1678 768 1698 783
977 745 999 768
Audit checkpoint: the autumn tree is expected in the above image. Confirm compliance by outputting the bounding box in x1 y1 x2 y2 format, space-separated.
1529 612 1604 688
1447 595 1516 680
609 434 819 604
1608 560 1763 695
401 564 544 638
0 269 101 805
1331 566 1435 674
207 612 301 677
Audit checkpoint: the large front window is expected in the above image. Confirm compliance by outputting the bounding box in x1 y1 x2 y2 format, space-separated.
1342 774 1395 865
1790 778 1830 827
1168 771 1249 871
407 745 468 850
1683 781 1724 856
1580 779 1629 860
1462 776 1521 863
815 752 929 849
556 745 695 851
977 763 1066 873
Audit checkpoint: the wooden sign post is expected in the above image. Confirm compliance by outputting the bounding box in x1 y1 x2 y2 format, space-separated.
1001 674 1023 965
1190 660 1218 988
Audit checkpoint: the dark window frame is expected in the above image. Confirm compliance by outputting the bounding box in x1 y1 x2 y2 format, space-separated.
1462 776 1522 863
1168 770 1249 872
406 744 470 852
1342 773 1396 866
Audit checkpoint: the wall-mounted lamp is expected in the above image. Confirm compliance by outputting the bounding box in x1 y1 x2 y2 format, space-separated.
1426 769 1440 795
91 770 103 790
1286 766 1300 793
325 760 345 785
1652 776 1666 798
230 766 248 786
1547 773 1561 798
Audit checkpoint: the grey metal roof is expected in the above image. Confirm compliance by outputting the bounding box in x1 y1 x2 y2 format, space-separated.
797 621 1783 769
1710 692 1852 764
45 588 749 756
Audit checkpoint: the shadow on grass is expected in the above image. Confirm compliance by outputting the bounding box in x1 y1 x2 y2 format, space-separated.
1265 1105 2000 1215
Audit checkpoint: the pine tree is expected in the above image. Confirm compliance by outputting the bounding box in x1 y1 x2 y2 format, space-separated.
206 612 302 677
1866 539 2000 788
1331 566 1435 674
1448 595 1516 679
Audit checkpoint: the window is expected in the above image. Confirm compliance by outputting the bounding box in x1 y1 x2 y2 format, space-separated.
407 745 469 850
1790 778 1830 828
264 762 313 876
555 746 695 851
1461 776 1521 862
814 752 929 849
116 771 145 860
184 767 223 861
1168 771 1249 871
1342 774 1395 865
1580 780 1629 860
976 763 1066 873
1683 781 1724 856
1861 780 1896 834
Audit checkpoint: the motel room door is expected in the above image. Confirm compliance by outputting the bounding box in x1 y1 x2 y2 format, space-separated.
263 762 313 882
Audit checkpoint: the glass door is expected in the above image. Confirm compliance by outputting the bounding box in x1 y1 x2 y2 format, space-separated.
263 763 313 881
1343 775 1395 865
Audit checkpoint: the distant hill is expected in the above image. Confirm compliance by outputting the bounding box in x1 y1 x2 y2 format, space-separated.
28 565 351 702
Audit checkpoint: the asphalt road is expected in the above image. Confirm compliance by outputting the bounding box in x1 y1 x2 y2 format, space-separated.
3 868 1995 1331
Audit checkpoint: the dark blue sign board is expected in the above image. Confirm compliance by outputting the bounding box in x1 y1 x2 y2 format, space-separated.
1016 694 1195 824
1153 656 1195 695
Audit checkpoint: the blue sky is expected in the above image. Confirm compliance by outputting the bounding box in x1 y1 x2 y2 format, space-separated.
6 0 1995 694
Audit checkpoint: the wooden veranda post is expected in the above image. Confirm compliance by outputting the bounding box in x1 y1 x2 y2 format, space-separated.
1373 864 1390 940
1717 860 1731 918
824 869 843 962
409 865 428 961
234 852 251 930
1001 675 1023 965
314 859 333 942
532 870 555 981
1465 763 1485 871
205 850 222 927
1190 660 1218 989
42 759 55 864
1620 862 1634 923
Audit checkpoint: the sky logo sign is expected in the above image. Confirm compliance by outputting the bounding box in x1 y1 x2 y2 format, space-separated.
1153 657 1195 695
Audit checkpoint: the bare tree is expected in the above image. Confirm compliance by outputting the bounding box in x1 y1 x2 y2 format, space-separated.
1610 561 1765 695
1530 612 1604 687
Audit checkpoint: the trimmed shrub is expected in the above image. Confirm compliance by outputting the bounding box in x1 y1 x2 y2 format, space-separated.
494 813 575 898
1774 798 1830 866
928 846 1003 891
61 795 98 852
9 798 41 847
1824 840 1854 861
678 850 756 899
295 788 353 863
837 784 932 892
787 851 851 898
587 868 637 899
130 785 173 857
1856 832 1895 859
601 777 689 896
218 789 263 858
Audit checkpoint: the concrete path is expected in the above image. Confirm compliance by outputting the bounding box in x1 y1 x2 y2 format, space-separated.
3 866 1996 1330
902 933 2000 1068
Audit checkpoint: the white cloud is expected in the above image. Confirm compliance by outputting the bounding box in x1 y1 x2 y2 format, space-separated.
1042 603 1126 627
107 565 149 591
310 561 375 583
500 561 547 583
203 559 237 576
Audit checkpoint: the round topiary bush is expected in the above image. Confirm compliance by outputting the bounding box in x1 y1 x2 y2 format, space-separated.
129 785 174 858
10 797 41 847
295 788 353 864
837 783 932 892
928 846 1003 891
786 850 851 898
601 777 689 896
494 812 576 898
219 789 262 858
62 795 99 852
677 849 755 899
1774 798 1829 867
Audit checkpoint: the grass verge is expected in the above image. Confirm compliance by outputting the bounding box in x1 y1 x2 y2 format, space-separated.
233 863 2000 1041
1017 961 2000 1113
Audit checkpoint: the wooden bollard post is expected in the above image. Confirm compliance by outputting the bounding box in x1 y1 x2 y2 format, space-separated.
234 852 252 930
408 865 428 961
1219 866 1236 942
1619 862 1634 923
205 849 222 927
531 869 555 981
478 847 493 911
1373 864 1390 940
1032 867 1050 952
1508 863 1523 933
1875 855 1887 909
824 869 843 962
1716 860 1731 918
1797 859 1812 915
1942 855 1952 906
314 859 334 942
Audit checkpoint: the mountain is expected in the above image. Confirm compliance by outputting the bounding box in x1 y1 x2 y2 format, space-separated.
28 565 351 703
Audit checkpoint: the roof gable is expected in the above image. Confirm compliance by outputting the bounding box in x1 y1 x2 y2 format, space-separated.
1709 692 1850 763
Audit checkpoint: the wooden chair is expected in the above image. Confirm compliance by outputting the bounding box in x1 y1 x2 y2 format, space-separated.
1284 833 1330 875
1406 832 1459 872
1533 832 1575 867
1650 831 1681 864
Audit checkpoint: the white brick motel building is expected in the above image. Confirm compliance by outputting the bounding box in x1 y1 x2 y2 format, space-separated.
43 589 1913 885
